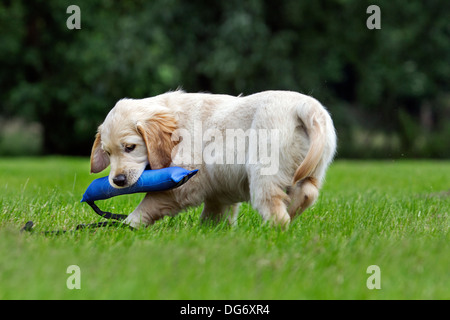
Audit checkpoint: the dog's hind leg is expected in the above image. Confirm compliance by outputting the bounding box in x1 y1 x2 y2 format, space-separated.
250 179 291 227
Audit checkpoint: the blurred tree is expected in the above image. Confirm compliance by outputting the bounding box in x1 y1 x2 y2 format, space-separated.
0 0 449 157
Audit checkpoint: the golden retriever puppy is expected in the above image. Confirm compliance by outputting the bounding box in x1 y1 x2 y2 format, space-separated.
90 90 336 228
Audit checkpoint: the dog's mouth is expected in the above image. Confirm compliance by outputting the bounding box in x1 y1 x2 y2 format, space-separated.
111 165 151 189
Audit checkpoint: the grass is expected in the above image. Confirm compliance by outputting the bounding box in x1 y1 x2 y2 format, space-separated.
0 157 448 299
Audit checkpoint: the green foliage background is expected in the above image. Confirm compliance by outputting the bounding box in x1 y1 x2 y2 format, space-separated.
0 0 449 157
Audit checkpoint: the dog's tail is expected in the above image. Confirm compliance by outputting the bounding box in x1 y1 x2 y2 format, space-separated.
293 98 335 185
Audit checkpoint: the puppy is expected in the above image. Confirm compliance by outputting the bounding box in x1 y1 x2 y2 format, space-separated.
90 90 336 228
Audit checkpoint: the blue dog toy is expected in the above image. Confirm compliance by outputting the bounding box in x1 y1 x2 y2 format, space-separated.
80 167 198 222
81 167 198 203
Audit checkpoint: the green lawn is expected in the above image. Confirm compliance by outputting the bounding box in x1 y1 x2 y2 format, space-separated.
0 157 448 299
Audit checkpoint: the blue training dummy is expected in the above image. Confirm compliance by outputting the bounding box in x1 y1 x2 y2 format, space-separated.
81 166 198 203
79 167 198 224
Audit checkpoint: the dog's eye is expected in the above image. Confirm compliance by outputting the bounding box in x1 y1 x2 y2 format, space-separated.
124 144 136 153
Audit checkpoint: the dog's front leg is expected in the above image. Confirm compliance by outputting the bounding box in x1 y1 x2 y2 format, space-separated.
124 191 180 228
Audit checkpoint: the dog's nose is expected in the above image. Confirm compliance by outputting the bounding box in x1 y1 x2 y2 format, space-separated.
112 174 127 187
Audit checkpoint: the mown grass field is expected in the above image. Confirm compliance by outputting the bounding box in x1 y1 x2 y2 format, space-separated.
0 157 448 299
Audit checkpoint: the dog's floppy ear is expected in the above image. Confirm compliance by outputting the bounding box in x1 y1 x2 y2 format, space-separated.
136 111 178 170
90 128 110 173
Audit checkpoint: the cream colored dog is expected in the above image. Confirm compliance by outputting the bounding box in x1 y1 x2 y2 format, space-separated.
90 90 336 228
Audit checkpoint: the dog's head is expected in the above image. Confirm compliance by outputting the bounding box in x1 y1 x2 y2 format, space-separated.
90 99 178 188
